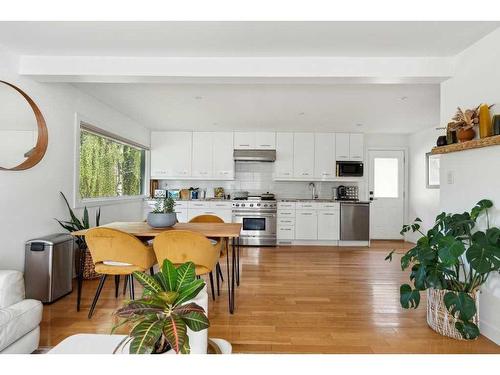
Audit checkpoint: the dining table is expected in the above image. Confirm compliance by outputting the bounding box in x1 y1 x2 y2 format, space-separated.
71 221 242 314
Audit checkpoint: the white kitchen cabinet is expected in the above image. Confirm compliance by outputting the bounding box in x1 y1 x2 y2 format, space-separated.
275 133 294 179
314 133 335 179
151 131 192 178
277 225 295 240
255 132 276 149
317 210 340 240
335 133 350 161
192 132 213 178
295 210 318 240
233 132 255 149
293 133 315 178
349 133 364 161
213 131 234 180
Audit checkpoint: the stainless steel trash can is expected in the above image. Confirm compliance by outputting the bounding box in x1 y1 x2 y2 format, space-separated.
24 233 75 303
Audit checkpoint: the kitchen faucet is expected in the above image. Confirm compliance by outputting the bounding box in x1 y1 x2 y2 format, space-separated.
308 182 318 200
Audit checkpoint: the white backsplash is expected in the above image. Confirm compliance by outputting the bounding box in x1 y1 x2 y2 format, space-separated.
158 162 364 200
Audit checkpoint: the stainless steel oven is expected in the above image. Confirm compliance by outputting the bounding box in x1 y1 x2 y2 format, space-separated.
232 199 277 246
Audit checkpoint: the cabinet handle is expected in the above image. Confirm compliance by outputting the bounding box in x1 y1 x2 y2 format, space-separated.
259 144 272 147
239 144 250 147
300 213 313 216
301 172 310 176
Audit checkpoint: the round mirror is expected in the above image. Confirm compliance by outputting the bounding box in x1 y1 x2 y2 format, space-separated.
0 81 48 171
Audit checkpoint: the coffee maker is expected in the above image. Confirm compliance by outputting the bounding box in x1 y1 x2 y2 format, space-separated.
336 185 359 201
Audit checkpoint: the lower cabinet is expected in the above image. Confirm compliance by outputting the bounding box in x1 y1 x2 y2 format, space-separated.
144 200 232 224
295 210 318 240
317 210 340 240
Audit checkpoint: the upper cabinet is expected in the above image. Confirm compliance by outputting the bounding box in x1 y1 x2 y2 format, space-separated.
275 132 294 179
213 131 235 180
314 133 335 179
335 133 364 161
151 132 192 179
234 132 276 149
151 131 234 180
293 133 314 178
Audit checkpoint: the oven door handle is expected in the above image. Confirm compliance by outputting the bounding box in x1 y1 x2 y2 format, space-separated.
232 213 276 218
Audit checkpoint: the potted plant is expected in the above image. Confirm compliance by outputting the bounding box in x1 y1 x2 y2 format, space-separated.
112 259 209 354
448 106 480 142
147 196 177 228
56 192 101 279
386 199 500 340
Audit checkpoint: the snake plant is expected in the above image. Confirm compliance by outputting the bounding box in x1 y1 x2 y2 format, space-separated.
112 259 210 354
386 199 500 340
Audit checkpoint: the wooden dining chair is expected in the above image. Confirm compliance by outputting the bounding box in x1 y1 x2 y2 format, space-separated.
85 227 157 318
152 230 221 301
188 214 227 296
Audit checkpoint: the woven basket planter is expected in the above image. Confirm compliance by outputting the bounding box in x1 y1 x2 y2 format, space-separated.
426 288 479 340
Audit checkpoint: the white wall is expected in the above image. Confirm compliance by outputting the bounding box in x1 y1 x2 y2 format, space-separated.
439 28 500 344
0 46 150 271
407 127 441 243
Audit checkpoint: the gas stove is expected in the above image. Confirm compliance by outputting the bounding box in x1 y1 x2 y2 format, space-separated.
232 198 277 211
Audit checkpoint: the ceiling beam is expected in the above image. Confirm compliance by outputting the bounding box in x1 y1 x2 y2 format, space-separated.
19 56 453 84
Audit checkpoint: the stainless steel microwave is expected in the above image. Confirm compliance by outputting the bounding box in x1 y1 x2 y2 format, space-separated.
336 161 364 177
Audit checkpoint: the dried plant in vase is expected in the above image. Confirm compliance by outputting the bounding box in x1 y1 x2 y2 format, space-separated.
448 106 480 142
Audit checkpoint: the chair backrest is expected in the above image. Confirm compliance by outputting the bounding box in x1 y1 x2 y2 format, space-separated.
189 214 224 223
85 227 155 269
152 230 219 275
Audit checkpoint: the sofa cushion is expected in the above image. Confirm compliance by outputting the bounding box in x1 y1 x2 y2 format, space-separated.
0 299 43 352
0 271 25 309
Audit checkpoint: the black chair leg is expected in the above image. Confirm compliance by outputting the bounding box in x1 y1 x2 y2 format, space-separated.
216 265 220 296
114 275 120 298
128 275 135 300
123 275 128 296
208 272 215 301
217 262 224 282
88 275 107 319
150 267 155 276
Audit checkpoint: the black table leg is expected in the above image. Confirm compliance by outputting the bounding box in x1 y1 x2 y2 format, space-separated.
76 242 86 312
236 237 240 286
229 237 236 313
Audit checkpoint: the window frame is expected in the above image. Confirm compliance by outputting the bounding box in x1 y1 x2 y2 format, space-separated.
73 114 150 208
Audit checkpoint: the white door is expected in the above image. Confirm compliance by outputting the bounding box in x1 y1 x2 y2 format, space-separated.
275 133 294 178
293 133 314 178
314 133 335 179
192 132 213 178
213 132 234 180
368 150 405 239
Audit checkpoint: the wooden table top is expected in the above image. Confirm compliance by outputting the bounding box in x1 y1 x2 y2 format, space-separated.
71 221 242 238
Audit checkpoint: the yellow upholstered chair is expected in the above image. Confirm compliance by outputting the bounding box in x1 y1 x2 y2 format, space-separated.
152 230 221 301
188 215 228 296
85 227 157 318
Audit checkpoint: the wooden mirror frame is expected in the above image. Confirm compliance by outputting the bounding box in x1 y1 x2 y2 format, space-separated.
0 80 48 171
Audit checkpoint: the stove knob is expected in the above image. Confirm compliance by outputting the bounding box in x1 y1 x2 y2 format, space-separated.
235 203 239 207
241 203 245 207
257 203 261 207
250 203 254 207
264 204 268 207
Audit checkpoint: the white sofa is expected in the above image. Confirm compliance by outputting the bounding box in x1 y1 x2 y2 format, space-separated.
0 270 43 354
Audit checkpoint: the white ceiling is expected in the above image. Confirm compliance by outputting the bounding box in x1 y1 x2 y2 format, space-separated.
74 83 439 134
0 21 498 57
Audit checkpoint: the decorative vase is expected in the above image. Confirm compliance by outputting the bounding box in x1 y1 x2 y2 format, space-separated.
478 103 492 138
147 212 177 228
436 136 447 147
456 128 475 143
426 288 479 340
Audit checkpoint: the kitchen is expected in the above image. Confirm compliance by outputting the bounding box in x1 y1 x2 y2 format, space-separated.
146 131 371 247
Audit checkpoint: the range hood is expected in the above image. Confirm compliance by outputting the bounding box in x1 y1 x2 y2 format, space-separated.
233 149 276 162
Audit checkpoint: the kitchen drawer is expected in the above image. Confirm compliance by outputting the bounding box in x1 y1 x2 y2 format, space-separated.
277 225 295 240
278 209 295 217
209 201 233 209
278 201 296 209
278 217 295 225
296 202 318 210
188 201 210 209
174 201 188 209
317 202 340 210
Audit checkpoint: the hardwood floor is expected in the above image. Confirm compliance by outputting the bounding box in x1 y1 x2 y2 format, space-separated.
40 241 500 353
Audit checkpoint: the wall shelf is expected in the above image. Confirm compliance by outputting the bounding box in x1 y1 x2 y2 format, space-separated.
431 134 500 155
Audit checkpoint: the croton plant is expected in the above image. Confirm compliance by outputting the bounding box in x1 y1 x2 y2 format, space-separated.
386 199 500 339
112 259 209 354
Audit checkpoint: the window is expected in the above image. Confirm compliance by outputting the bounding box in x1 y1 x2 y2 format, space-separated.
373 157 399 198
78 122 147 201
426 152 440 189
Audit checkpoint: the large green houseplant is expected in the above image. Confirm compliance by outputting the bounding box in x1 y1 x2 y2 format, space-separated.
112 259 210 354
386 199 500 340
